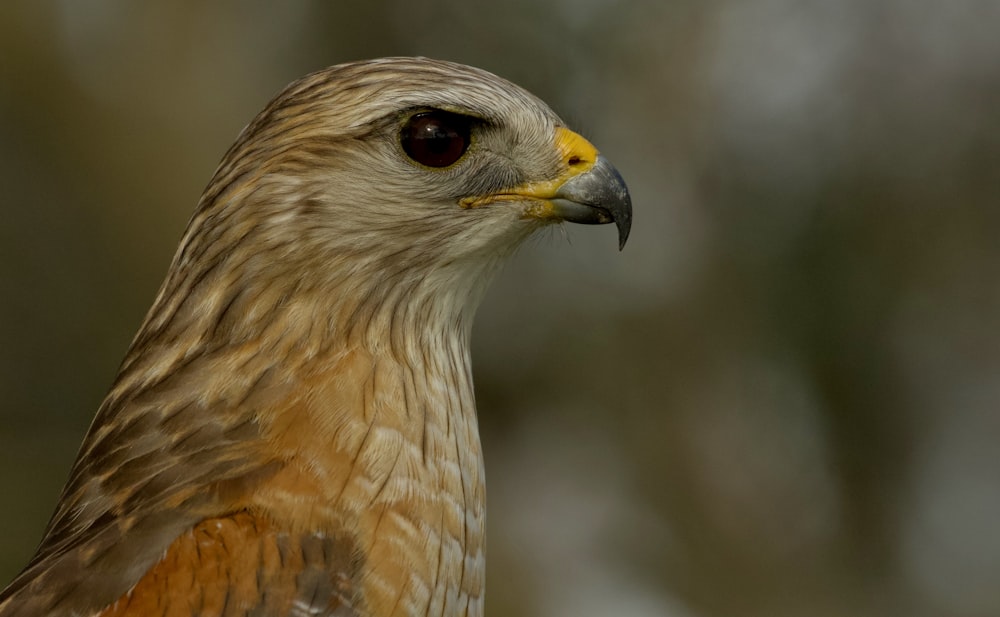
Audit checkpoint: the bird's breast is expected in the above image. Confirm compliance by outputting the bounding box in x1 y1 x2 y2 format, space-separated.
250 344 487 617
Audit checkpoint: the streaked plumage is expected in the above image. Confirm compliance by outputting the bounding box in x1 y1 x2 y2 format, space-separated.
0 57 630 617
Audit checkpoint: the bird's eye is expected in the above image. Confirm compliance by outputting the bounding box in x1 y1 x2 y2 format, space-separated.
400 111 472 168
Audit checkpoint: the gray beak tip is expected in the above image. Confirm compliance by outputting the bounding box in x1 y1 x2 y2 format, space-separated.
552 155 633 251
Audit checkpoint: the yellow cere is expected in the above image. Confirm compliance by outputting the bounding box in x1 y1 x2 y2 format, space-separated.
553 127 599 175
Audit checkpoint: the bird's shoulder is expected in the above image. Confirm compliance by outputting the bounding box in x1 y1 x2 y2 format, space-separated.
98 511 361 617
1 510 362 617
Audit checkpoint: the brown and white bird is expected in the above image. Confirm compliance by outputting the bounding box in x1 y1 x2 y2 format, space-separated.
0 57 631 617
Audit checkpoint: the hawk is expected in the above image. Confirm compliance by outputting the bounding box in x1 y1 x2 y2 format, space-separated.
0 57 631 617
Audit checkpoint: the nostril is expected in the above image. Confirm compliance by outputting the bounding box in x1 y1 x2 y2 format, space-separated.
567 155 583 166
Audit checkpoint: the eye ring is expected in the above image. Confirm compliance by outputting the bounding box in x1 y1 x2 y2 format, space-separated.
400 111 472 168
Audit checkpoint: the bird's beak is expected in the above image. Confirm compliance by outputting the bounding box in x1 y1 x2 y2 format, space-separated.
462 127 633 250
549 152 632 250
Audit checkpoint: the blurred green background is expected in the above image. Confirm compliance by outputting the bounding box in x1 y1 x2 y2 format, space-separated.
2 2 1000 616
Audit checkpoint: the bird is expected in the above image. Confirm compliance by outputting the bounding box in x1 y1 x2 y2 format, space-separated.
0 57 631 617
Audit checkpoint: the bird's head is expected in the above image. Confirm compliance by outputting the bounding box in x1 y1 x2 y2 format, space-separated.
146 58 630 350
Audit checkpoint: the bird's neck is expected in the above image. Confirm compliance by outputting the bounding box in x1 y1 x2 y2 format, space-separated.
117 247 502 616
245 274 491 617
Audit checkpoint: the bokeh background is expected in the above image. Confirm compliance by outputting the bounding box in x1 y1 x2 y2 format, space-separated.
2 2 999 616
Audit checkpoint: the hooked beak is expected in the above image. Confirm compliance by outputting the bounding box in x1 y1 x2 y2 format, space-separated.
461 127 633 250
549 154 632 250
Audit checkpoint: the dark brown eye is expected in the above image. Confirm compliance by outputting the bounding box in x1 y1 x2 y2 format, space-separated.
400 111 472 168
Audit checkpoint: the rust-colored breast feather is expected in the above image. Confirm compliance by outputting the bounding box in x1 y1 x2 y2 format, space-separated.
99 512 359 617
